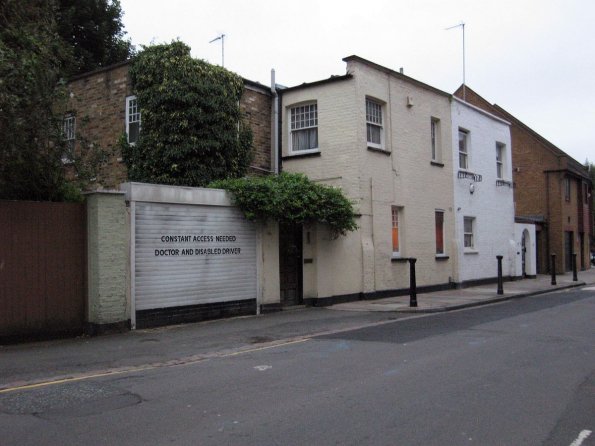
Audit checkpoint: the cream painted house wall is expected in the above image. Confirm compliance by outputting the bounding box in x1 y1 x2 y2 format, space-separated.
281 57 456 302
450 98 516 283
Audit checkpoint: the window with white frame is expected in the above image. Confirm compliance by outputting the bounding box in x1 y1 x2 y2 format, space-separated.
63 115 75 143
126 96 141 144
458 128 469 169
463 216 475 249
435 210 445 255
431 118 440 161
391 206 401 256
496 142 505 179
62 115 75 162
290 103 318 153
366 98 383 149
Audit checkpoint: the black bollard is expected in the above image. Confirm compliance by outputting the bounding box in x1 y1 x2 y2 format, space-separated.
409 258 417 307
572 253 578 281
497 255 504 295
551 253 557 285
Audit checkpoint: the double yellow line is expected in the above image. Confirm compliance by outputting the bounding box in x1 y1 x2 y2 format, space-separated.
0 338 309 394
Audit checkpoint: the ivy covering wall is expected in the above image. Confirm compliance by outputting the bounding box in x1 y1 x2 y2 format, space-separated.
121 41 253 187
212 173 358 238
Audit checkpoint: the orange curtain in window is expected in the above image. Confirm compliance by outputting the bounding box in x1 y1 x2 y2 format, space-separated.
435 212 444 254
392 227 399 252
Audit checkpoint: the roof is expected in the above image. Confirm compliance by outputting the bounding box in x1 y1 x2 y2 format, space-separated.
343 55 452 99
456 84 590 180
68 59 271 95
279 74 353 93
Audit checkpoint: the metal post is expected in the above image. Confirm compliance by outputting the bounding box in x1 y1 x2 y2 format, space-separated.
409 258 417 308
572 253 578 281
550 253 557 285
497 255 503 295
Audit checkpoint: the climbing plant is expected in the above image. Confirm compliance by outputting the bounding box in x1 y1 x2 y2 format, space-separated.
211 173 358 238
121 41 253 187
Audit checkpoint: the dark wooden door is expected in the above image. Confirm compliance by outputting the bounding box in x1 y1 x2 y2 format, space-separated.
521 231 527 277
279 223 303 306
564 231 573 272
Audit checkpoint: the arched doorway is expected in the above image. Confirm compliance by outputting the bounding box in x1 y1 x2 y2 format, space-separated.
521 229 531 277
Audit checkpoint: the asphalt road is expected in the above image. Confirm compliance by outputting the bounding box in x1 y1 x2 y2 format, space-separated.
1 287 593 446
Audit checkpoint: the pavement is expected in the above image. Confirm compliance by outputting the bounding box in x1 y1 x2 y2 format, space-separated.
331 268 595 313
1 269 594 392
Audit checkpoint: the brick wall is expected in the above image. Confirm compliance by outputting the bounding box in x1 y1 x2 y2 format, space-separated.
68 62 131 189
67 63 273 189
242 85 272 174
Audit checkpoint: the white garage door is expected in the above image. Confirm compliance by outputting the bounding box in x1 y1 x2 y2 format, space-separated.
134 201 256 311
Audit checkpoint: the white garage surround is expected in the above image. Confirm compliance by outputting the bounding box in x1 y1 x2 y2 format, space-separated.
123 183 259 329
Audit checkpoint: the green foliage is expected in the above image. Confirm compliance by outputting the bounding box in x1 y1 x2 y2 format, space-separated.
121 41 253 187
0 0 71 201
0 0 113 201
211 173 358 238
56 0 134 76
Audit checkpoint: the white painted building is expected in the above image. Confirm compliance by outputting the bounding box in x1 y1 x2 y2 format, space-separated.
450 97 517 283
279 56 456 304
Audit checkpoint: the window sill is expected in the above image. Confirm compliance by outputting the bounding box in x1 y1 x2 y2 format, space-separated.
435 255 449 260
282 150 321 160
367 146 391 156
464 250 479 255
430 161 444 168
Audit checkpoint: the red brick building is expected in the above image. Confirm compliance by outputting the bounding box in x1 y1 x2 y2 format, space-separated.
455 85 592 273
65 61 274 189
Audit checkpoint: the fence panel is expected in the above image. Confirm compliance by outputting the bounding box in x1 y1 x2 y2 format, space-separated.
0 201 86 339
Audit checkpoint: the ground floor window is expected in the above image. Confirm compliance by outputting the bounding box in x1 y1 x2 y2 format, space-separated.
435 210 445 254
392 206 401 256
464 216 475 249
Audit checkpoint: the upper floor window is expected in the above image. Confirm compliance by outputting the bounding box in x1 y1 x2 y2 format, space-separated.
366 98 383 150
62 115 75 163
584 183 589 205
63 115 75 143
431 118 440 162
564 177 571 201
458 128 469 170
496 142 505 179
290 103 318 153
126 96 141 144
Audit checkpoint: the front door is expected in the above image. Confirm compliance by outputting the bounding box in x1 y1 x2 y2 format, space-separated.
521 231 527 277
279 223 303 306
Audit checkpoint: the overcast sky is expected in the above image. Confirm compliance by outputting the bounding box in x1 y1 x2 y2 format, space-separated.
119 0 594 165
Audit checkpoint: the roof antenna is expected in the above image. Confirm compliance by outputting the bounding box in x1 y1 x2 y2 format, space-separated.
446 22 465 101
209 34 225 67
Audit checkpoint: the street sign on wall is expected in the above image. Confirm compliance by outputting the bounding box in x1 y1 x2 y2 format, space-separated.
134 201 257 311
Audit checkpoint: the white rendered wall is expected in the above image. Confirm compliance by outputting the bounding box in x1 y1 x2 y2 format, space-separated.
451 99 515 283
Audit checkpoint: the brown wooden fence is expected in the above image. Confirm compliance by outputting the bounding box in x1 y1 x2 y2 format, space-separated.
0 200 86 340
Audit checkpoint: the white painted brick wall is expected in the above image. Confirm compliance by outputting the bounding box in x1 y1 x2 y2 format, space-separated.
451 99 516 282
